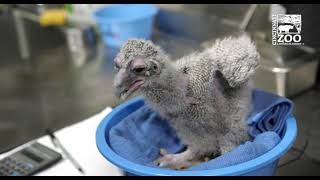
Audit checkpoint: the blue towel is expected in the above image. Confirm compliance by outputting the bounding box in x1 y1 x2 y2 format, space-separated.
247 89 294 138
109 89 293 170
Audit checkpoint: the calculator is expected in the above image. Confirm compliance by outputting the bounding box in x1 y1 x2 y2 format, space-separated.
0 142 62 176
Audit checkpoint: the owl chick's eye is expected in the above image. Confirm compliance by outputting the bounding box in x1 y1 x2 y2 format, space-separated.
153 65 158 70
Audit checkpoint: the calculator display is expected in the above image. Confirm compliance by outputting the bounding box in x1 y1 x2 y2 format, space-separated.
21 150 44 163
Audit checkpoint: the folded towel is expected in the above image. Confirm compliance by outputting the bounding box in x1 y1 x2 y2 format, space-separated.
110 105 183 167
109 89 293 170
189 132 281 170
247 89 294 138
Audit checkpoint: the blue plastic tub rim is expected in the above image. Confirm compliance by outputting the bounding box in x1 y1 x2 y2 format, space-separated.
96 96 298 176
94 4 159 23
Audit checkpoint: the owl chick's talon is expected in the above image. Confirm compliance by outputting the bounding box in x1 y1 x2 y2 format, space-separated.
154 154 193 170
159 162 166 168
159 148 168 156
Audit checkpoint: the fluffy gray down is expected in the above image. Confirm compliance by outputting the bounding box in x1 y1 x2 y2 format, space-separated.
114 35 260 169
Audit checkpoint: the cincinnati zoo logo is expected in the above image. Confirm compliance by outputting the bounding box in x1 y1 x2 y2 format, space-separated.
272 14 303 46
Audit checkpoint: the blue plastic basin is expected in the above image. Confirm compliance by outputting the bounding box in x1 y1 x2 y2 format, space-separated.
96 96 297 176
94 4 158 48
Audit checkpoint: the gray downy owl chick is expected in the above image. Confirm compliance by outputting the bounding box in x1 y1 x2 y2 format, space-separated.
113 35 260 170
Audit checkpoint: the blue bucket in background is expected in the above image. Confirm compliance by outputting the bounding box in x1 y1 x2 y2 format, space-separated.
94 4 159 48
96 97 298 176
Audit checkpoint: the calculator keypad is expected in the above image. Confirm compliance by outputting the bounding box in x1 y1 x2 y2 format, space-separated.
0 143 62 176
0 157 32 176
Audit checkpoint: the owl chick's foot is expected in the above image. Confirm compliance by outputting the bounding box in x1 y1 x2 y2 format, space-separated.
154 148 195 170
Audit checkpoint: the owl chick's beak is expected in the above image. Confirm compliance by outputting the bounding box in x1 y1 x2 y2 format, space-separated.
114 59 148 100
115 78 145 100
